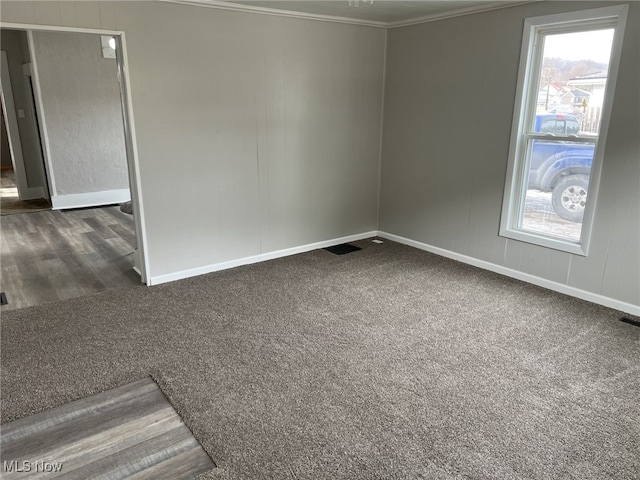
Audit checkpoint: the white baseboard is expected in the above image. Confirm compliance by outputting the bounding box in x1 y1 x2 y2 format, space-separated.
148 231 378 286
51 189 130 210
377 231 640 317
146 227 638 316
19 186 46 201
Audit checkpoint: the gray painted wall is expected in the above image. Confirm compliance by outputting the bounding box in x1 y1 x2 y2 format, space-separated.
379 1 639 307
3 1 634 309
1 1 385 280
0 29 47 191
32 30 128 196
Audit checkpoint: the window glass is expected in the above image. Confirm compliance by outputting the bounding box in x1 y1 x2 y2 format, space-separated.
519 28 614 241
501 6 628 255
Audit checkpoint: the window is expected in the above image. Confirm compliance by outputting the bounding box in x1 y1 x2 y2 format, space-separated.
500 5 628 255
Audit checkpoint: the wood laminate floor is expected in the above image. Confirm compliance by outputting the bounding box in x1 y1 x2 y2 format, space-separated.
1 168 18 191
0 377 216 479
0 206 141 311
1 170 51 215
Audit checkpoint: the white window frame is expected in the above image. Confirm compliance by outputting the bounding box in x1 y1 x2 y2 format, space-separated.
500 5 628 256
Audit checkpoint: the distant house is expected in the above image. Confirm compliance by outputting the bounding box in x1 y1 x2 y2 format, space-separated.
537 83 592 114
567 71 607 108
562 88 591 110
537 83 565 111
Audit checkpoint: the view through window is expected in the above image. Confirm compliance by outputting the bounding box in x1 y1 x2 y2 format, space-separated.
520 28 615 242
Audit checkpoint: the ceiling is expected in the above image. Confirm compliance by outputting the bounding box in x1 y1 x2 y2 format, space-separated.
176 0 535 27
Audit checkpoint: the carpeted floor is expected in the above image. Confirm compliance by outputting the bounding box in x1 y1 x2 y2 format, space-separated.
1 239 638 479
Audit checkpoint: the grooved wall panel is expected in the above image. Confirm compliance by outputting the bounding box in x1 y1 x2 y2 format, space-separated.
380 1 640 308
1 1 385 282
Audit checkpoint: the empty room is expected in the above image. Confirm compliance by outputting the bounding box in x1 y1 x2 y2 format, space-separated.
0 1 638 479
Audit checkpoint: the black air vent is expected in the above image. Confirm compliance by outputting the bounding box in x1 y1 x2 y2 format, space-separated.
323 243 362 255
1 292 7 306
619 317 640 328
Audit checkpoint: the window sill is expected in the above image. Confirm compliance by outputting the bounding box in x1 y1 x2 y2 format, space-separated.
499 227 587 256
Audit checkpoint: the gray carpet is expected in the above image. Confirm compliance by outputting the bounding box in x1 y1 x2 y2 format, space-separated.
1 239 638 479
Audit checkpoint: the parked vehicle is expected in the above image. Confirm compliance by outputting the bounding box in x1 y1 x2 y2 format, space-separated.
528 113 594 222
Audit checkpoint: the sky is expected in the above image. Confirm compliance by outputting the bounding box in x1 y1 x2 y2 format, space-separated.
543 29 615 64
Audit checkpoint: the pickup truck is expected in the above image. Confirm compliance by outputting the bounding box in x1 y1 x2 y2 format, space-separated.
528 113 594 222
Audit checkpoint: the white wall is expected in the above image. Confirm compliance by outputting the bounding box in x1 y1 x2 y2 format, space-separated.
379 1 639 311
31 30 129 208
0 1 386 282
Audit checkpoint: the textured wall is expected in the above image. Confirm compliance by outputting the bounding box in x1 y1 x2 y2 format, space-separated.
1 1 385 280
32 30 128 196
379 1 639 308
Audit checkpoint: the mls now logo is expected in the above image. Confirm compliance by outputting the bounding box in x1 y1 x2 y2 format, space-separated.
3 460 63 473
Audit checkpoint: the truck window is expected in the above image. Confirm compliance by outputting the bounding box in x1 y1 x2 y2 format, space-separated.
540 119 581 135
566 120 580 135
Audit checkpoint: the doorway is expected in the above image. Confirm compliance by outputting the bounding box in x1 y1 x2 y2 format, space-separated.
1 49 52 215
0 24 149 309
1 39 50 211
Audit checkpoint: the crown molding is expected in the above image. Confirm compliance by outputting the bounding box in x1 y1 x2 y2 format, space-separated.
160 0 541 29
160 0 387 27
387 1 540 28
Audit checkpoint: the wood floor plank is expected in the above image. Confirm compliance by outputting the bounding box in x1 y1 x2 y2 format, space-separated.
82 216 119 239
120 443 216 480
38 413 182 477
54 428 201 480
0 206 141 311
108 223 136 247
1 379 155 439
0 378 215 479
0 391 170 460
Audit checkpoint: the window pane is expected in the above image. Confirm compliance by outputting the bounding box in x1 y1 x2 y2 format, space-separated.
535 29 614 136
500 6 626 254
520 138 594 242
519 28 615 243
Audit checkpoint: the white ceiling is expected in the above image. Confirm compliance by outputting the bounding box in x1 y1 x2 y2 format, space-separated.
176 0 534 27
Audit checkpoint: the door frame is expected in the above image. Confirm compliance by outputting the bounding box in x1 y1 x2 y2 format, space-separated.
0 50 39 200
22 61 51 200
0 22 150 285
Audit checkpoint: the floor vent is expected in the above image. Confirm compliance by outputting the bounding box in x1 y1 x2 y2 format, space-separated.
1 292 7 306
324 243 362 255
619 317 640 328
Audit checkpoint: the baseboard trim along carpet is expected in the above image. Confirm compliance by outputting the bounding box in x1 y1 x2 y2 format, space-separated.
148 228 638 315
148 231 379 286
377 231 640 317
0 377 215 479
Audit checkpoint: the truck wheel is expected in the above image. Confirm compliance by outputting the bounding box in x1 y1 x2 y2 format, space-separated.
552 174 589 223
